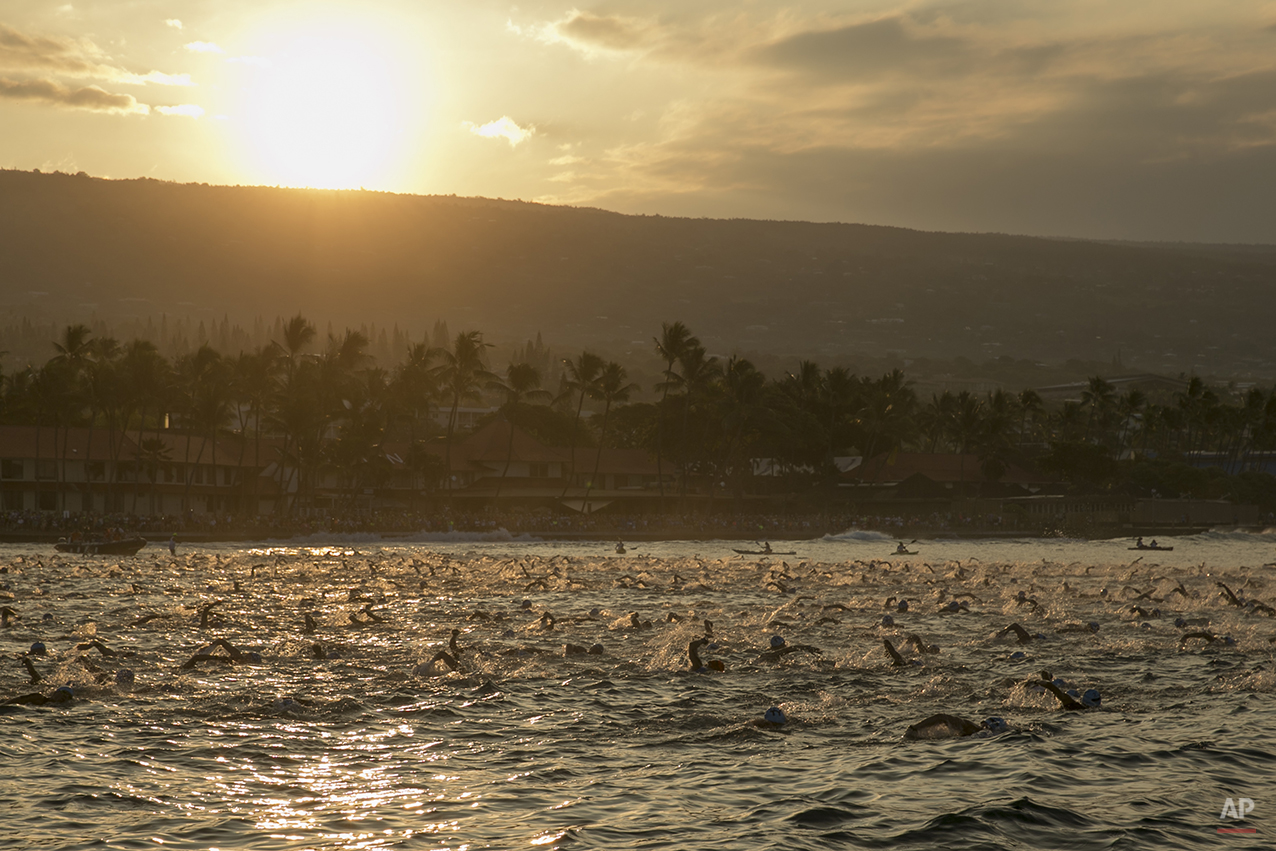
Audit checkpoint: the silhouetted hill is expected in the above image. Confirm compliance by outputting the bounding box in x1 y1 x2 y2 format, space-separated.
2 168 1275 379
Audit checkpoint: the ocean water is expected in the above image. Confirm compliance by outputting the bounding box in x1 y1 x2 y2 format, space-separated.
2 530 1273 850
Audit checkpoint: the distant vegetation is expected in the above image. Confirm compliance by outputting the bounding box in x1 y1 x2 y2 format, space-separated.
3 169 1276 389
6 319 1276 513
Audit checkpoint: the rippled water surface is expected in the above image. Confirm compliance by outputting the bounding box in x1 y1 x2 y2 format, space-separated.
2 530 1273 849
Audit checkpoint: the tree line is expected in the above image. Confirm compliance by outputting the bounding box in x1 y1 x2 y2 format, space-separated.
4 318 1276 515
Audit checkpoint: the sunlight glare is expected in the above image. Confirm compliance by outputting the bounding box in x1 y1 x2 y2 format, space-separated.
235 13 426 189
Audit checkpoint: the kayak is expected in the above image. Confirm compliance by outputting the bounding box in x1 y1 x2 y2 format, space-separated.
892 550 919 556
733 549 797 556
1128 546 1174 552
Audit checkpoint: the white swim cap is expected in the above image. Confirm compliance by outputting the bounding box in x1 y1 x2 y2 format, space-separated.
764 707 787 724
770 635 786 649
1081 689 1102 708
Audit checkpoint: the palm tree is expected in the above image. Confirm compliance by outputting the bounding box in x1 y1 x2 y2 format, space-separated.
492 362 551 497
674 344 721 498
231 346 281 515
433 331 496 496
559 351 604 498
583 361 638 512
653 321 697 505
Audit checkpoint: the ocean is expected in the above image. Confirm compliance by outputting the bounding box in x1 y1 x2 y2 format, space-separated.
2 529 1272 849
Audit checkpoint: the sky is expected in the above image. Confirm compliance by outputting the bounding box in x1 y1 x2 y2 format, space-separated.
2 1 1275 243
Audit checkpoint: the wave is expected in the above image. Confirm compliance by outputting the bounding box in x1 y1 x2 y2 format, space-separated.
821 528 897 542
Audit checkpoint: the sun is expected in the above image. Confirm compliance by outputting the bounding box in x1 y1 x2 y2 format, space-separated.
233 13 426 190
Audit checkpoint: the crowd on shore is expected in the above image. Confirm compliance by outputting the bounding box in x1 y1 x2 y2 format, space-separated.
0 505 1039 542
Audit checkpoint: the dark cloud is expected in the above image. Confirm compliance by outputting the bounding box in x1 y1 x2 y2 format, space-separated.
557 11 656 52
0 77 143 113
758 16 970 79
0 23 103 77
0 23 189 86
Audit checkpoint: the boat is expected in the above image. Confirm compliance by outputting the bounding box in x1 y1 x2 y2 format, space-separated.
892 550 919 556
1129 545 1174 552
733 548 797 556
55 537 147 556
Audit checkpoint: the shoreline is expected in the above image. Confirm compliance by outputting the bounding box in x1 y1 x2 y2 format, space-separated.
0 524 1229 546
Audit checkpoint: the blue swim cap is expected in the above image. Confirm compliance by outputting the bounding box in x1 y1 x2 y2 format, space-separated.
1081 689 1102 708
769 635 786 649
982 717 1008 734
764 706 787 725
53 686 74 701
897 600 909 613
1010 651 1027 660
1174 617 1187 628
881 614 895 627
29 642 47 656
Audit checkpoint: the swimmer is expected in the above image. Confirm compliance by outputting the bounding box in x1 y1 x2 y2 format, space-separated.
751 706 788 730
418 649 464 676
996 623 1038 645
180 638 262 670
1179 631 1235 649
628 612 653 630
303 614 318 635
763 635 822 658
883 637 914 667
3 686 74 707
198 601 222 629
1031 676 1101 711
539 612 556 631
21 656 42 684
75 640 132 658
615 542 626 555
903 633 940 654
563 642 605 656
688 637 725 673
449 628 462 653
904 714 1008 740
0 605 16 628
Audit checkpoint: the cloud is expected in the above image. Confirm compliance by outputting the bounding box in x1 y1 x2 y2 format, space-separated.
0 23 191 86
183 41 223 54
165 19 182 30
464 116 535 146
154 103 204 118
0 76 146 113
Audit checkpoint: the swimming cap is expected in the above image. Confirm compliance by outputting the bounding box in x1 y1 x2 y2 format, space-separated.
1010 651 1027 660
115 669 135 688
29 642 47 655
897 600 909 613
1174 617 1187 628
52 686 74 702
770 635 786 649
764 706 787 725
589 644 604 654
983 717 1008 734
245 651 263 663
1088 622 1100 632
1081 689 1101 708
881 615 895 627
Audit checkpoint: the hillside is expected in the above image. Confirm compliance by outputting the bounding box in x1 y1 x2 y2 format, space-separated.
2 169 1275 380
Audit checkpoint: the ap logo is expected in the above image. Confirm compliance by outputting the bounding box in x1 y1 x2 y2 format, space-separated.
1220 798 1255 821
